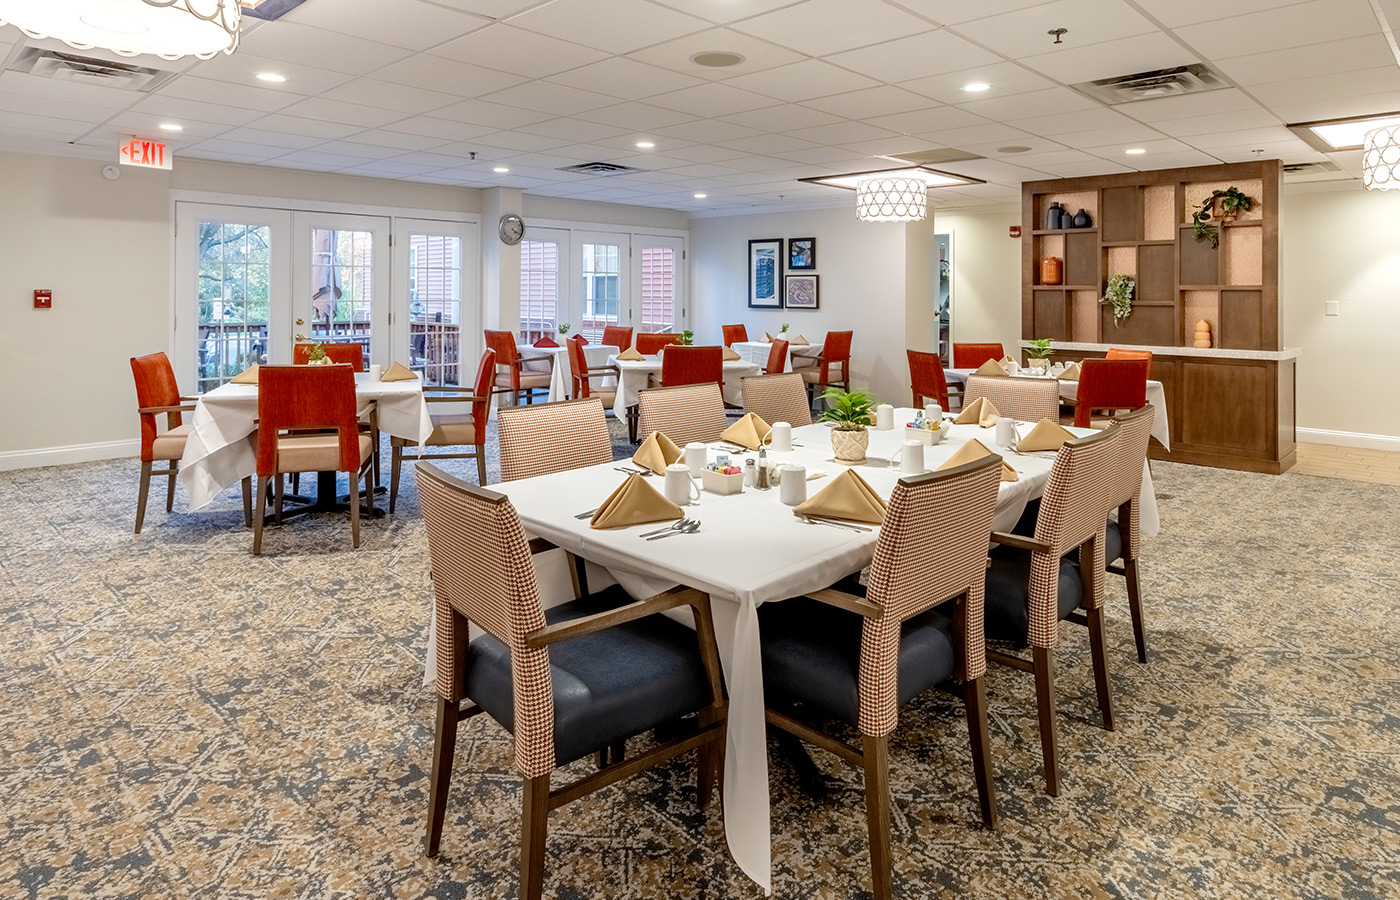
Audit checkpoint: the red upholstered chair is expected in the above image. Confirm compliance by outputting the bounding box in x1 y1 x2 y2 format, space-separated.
800 330 852 401
953 343 1004 370
532 336 559 348
252 365 375 554
661 345 723 392
907 349 950 411
765 338 789 374
601 325 633 350
566 334 618 411
636 332 681 355
294 342 365 371
484 329 551 405
722 324 748 347
389 350 496 511
1106 347 1153 364
1073 359 1149 428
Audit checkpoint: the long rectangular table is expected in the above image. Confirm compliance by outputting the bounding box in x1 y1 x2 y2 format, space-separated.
607 353 762 416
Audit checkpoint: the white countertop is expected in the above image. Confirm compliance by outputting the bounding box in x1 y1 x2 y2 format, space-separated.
1022 340 1301 361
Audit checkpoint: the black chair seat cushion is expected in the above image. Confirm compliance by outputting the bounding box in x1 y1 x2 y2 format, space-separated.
464 586 712 767
1011 499 1124 565
983 544 1084 646
758 595 957 729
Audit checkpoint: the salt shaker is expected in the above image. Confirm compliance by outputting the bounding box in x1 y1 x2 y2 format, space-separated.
744 459 757 487
755 447 770 490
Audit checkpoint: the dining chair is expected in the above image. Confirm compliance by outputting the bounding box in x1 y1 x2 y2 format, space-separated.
484 329 551 405
417 463 728 899
389 349 495 512
636 332 681 355
740 373 812 426
721 324 748 347
1106 347 1153 364
636 382 729 447
130 352 250 533
1105 405 1156 664
1072 359 1149 428
600 325 633 350
907 348 951 411
496 398 613 482
293 342 366 371
252 364 375 555
953 343 1004 370
760 454 1004 899
566 334 618 411
965 374 1060 421
660 345 723 392
765 338 790 375
982 425 1121 795
800 330 852 403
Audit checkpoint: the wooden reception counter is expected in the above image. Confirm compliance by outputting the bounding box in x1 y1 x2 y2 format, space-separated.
1025 341 1299 474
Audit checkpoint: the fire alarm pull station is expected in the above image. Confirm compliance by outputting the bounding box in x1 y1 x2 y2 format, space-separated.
34 290 52 309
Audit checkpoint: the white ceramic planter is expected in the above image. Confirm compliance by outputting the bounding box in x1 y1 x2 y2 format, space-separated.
831 428 869 463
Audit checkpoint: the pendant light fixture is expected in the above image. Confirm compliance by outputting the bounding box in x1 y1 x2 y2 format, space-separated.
1362 124 1400 191
0 0 241 60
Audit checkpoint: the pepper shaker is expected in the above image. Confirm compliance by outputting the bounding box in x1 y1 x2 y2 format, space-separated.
755 447 770 490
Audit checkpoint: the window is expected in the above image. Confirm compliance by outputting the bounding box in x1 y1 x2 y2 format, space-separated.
409 233 463 385
196 220 271 392
579 241 621 341
310 228 375 360
639 246 676 334
520 239 559 344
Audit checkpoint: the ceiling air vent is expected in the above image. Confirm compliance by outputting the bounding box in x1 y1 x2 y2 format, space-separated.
10 48 173 92
558 161 645 176
1070 64 1228 106
1282 160 1347 182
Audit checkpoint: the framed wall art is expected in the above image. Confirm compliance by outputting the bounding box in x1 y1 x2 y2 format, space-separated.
784 273 819 310
787 237 816 270
749 238 783 308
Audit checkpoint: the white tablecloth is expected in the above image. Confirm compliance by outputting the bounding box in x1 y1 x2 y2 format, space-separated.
438 411 1156 893
731 340 822 373
607 354 761 415
518 344 619 402
949 369 1170 450
179 374 433 511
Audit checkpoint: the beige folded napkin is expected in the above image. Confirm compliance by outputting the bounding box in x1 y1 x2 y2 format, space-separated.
381 361 418 382
633 431 684 475
954 396 1000 427
937 438 1018 482
762 331 773 342
793 469 887 525
616 347 644 361
790 334 809 346
721 412 771 450
973 359 1008 377
230 364 259 385
590 473 684 529
722 347 741 361
1057 362 1081 381
1017 418 1076 452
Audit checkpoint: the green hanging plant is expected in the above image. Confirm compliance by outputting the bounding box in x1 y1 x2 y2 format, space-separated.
1102 275 1135 326
1191 186 1255 248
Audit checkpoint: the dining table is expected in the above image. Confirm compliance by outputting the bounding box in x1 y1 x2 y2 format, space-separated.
730 339 823 373
518 342 620 403
423 410 1160 893
607 352 762 417
178 373 433 512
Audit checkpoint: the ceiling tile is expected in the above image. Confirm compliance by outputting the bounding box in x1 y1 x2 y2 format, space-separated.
646 0 803 24
826 30 1002 82
508 0 710 54
517 117 628 143
544 57 704 101
185 53 355 95
380 116 499 141
274 97 405 128
373 55 528 96
1250 66 1400 108
432 98 556 129
1173 0 1380 58
1018 32 1196 84
900 62 1056 105
717 133 821 155
863 105 992 135
626 28 807 80
786 120 901 145
0 71 142 111
1006 106 1141 137
319 80 460 115
886 1 1051 27
801 86 935 120
242 114 364 140
1163 108 1282 137
585 102 700 132
209 127 326 150
721 104 845 133
1115 88 1262 122
955 86 1099 120
158 76 301 113
478 81 618 116
655 118 763 144
648 82 778 117
431 25 609 78
731 0 938 58
726 60 882 103
470 130 575 153
126 95 266 127
1214 35 1395 86
282 0 491 50
236 21 414 75
1129 0 1312 28
952 0 1160 61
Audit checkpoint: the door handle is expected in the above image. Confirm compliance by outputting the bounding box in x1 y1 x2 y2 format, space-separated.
295 333 305 341
296 318 304 325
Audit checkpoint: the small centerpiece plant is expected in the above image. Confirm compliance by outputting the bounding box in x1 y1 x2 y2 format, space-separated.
1102 275 1135 327
679 329 695 345
1025 337 1054 371
819 387 877 463
307 342 329 364
557 323 571 337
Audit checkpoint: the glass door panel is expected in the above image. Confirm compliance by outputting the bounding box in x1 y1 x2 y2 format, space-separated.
520 230 565 344
292 212 390 366
633 235 685 337
575 231 626 343
395 219 477 386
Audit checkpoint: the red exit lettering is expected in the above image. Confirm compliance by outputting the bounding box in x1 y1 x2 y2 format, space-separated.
118 139 173 171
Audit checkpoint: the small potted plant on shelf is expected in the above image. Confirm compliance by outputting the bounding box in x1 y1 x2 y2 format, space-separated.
1191 186 1254 248
1025 338 1054 372
1102 275 1135 326
819 387 876 463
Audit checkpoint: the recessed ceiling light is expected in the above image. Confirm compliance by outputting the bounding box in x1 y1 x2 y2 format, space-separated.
159 123 183 132
493 166 509 173
635 141 655 149
690 51 744 68
256 72 287 83
693 193 707 199
997 145 1031 154
1125 148 1147 155
962 82 992 92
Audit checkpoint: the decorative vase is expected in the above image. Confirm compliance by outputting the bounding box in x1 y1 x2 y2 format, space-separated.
1193 318 1213 349
1072 208 1092 228
1044 201 1064 231
1040 257 1063 285
831 428 869 464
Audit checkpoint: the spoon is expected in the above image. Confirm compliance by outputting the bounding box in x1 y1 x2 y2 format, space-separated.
647 520 700 540
639 517 695 538
615 466 653 477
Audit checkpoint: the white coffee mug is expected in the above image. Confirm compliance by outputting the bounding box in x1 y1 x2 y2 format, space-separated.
875 404 894 430
770 421 793 452
888 439 925 475
664 463 701 506
684 442 708 476
779 464 807 505
995 418 1016 447
369 364 383 382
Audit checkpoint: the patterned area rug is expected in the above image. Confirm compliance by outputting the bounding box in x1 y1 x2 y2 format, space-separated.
2 423 1398 899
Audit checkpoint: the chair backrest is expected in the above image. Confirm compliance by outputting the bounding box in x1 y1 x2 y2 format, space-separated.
661 345 723 391
1106 347 1153 363
721 324 748 347
1074 358 1149 427
415 462 555 777
483 330 521 366
565 334 592 399
601 325 633 350
1109 404 1155 563
953 343 1004 369
1026 425 1121 648
766 338 789 374
293 342 365 371
496 398 612 482
637 382 728 446
907 349 950 410
965 374 1060 421
823 331 852 362
130 351 182 462
859 454 1002 736
256 364 360 476
462 349 496 445
741 373 812 426
636 332 680 355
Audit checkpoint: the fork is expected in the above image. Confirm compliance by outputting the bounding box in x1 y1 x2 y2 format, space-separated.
798 514 871 533
647 520 700 540
639 517 694 538
615 466 653 476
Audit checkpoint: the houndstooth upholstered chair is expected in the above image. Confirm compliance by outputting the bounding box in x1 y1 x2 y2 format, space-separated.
983 424 1122 795
965 374 1061 421
636 382 729 447
759 453 1004 900
495 398 613 483
1105 405 1156 663
416 463 727 900
740 373 812 427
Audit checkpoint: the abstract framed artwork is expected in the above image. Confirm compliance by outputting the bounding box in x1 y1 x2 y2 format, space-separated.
748 238 783 308
787 237 816 270
784 274 819 310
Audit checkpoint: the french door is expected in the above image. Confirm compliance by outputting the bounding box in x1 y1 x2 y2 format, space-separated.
291 212 391 367
574 231 627 343
394 218 479 385
634 234 685 336
567 231 686 342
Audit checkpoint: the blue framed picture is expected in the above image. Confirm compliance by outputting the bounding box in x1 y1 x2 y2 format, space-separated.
748 238 783 308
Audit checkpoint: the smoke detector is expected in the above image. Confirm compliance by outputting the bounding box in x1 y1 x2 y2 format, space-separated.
1071 64 1228 106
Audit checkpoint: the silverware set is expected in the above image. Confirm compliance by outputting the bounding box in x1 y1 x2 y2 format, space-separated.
614 466 653 476
797 514 872 533
640 518 700 540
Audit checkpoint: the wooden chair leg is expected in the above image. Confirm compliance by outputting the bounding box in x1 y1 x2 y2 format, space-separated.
389 445 403 514
425 696 460 857
475 445 487 485
696 708 723 810
241 476 253 528
1087 605 1116 731
963 677 997 829
166 460 178 512
274 474 285 524
520 774 550 900
135 462 153 534
253 475 268 555
1126 557 1148 663
350 469 362 549
1032 646 1060 796
862 734 893 900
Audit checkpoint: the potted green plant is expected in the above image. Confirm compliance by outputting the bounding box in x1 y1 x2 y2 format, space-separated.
307 342 329 365
557 323 571 338
1191 186 1254 248
679 329 695 346
819 387 877 463
1025 338 1054 372
1102 275 1135 326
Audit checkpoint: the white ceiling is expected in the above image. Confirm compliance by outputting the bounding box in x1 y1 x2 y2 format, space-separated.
0 0 1393 215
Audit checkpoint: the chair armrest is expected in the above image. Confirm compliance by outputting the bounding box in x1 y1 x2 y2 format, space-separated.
425 393 486 404
179 394 202 402
527 537 558 555
990 531 1052 553
524 586 704 649
806 587 883 619
138 404 196 415
584 365 620 377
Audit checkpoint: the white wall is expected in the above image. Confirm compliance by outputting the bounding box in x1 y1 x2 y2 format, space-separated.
933 209 1023 359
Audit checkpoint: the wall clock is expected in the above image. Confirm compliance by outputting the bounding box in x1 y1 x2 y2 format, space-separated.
499 214 525 245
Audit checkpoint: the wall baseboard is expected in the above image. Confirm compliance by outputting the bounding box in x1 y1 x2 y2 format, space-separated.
1298 427 1400 452
0 439 138 472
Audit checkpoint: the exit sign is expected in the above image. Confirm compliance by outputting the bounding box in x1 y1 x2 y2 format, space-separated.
119 139 172 170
